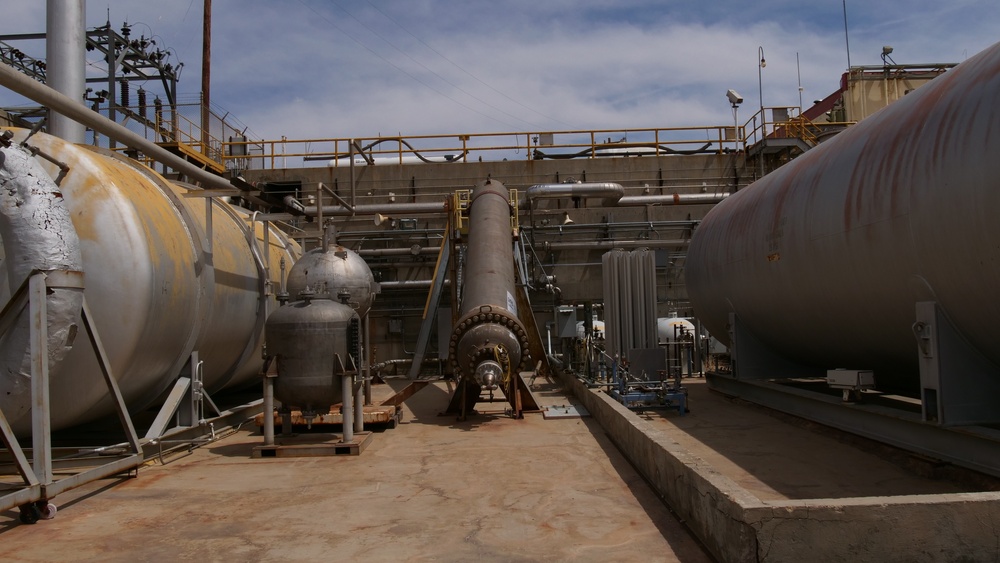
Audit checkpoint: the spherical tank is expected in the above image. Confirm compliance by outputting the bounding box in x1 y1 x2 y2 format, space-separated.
657 316 695 345
0 129 299 434
266 296 358 415
285 245 376 316
685 41 1000 394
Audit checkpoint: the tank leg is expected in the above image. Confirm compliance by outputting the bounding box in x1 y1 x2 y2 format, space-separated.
280 409 293 436
459 379 467 422
263 374 275 446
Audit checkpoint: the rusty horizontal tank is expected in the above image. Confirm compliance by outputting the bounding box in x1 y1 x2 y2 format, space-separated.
685 41 1000 394
0 128 299 434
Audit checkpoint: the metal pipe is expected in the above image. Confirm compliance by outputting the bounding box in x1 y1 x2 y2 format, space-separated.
519 182 624 208
45 0 86 143
528 219 699 230
617 193 729 206
536 239 690 251
378 279 451 290
301 201 447 217
356 246 440 257
0 62 235 192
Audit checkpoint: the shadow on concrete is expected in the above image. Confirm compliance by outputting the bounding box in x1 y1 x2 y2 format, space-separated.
646 379 991 500
0 476 131 534
583 416 714 562
401 379 512 431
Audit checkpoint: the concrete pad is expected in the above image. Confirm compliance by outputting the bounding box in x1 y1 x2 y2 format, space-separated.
0 380 711 562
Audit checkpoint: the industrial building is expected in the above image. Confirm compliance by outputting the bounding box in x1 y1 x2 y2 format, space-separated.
1 3 999 562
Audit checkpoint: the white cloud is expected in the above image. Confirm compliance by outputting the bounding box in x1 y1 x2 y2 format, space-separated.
1 0 998 143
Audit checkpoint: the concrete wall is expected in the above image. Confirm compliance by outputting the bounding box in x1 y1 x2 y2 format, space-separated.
556 368 1000 562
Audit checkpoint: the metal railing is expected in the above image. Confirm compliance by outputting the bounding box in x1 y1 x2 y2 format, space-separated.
744 105 855 150
222 125 743 171
98 101 854 174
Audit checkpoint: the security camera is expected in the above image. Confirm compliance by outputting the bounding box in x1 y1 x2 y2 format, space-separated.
727 89 743 105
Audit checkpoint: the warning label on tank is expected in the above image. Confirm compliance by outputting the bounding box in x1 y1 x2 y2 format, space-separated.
507 291 518 316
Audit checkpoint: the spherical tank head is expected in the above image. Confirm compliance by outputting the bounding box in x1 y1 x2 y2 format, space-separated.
286 246 375 316
657 317 696 344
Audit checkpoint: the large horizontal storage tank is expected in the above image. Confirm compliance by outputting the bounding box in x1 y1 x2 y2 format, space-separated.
685 41 1000 394
0 128 299 434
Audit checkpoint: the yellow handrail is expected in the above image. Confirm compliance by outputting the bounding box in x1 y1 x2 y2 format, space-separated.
220 124 741 171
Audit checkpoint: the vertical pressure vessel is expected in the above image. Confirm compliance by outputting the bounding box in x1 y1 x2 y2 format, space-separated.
449 179 530 388
685 41 1000 393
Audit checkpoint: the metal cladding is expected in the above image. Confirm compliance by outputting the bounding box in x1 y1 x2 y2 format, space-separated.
0 138 84 431
285 246 377 317
0 129 299 433
450 179 529 386
265 294 358 415
685 41 1000 393
602 249 657 359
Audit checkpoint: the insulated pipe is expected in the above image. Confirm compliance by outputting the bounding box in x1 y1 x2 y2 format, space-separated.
518 182 727 209
617 193 729 206
45 0 86 143
0 139 84 429
518 182 624 208
0 62 235 193
297 192 721 219
450 179 529 386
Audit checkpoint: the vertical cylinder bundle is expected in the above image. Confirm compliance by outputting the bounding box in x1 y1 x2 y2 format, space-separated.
602 249 657 359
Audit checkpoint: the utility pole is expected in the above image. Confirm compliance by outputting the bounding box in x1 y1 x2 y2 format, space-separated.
201 0 212 157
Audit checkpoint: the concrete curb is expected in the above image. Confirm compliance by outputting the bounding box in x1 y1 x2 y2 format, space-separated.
556 370 1000 562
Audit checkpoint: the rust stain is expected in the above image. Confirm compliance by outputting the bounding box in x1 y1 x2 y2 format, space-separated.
121 472 170 490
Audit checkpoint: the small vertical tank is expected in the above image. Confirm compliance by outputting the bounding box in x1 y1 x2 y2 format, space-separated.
265 289 359 418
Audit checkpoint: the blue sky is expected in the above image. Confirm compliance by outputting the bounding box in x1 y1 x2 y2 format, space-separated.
1 1 998 142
